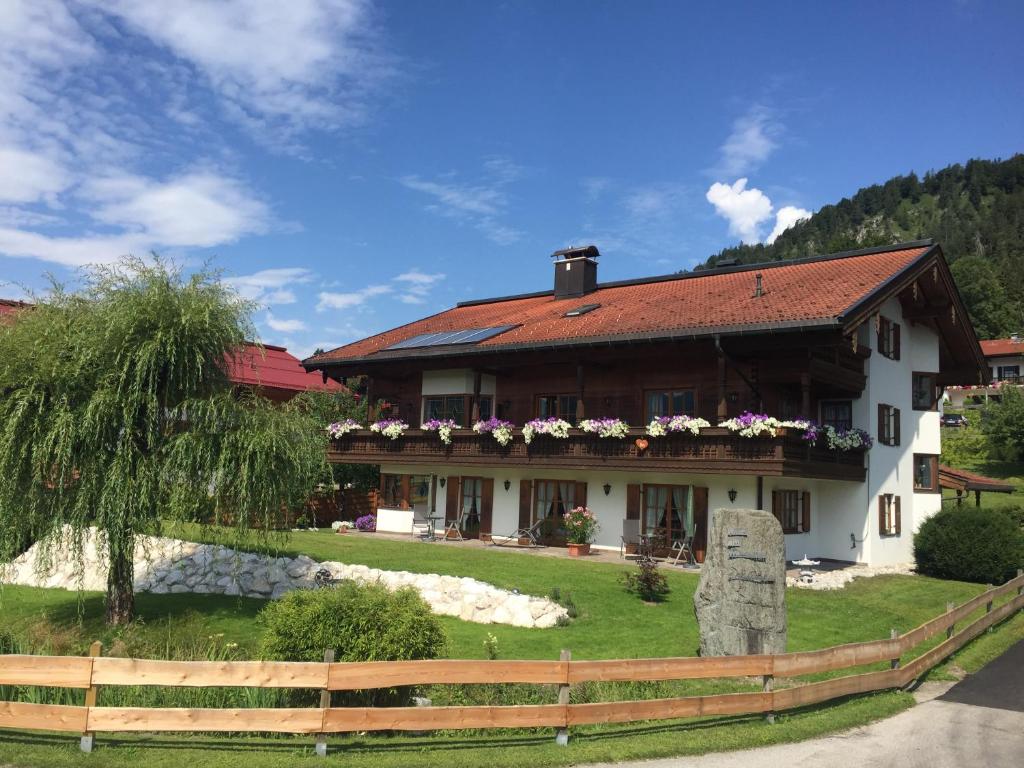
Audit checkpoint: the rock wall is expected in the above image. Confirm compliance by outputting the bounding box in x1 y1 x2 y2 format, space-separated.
1 528 567 629
693 508 787 656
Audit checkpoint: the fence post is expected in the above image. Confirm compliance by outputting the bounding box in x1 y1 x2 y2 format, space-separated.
762 674 774 724
315 649 334 757
889 628 900 670
555 649 571 746
1018 569 1023 607
80 641 103 754
945 602 955 640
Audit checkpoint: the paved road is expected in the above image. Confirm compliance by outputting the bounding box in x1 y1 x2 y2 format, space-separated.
592 640 1024 768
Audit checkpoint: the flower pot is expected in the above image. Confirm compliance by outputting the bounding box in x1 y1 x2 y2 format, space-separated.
624 543 638 556
567 543 591 557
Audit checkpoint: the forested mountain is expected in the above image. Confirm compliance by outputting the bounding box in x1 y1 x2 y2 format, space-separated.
702 155 1024 339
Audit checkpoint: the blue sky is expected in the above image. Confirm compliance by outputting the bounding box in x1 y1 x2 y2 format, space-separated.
1 1 1022 358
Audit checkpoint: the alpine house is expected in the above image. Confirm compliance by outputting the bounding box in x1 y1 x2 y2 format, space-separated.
305 241 987 566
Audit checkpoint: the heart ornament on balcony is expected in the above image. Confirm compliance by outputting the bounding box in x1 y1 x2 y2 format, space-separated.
635 438 649 452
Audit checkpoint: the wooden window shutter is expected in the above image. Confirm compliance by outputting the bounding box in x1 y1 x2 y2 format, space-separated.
771 490 783 527
894 496 902 535
893 323 901 360
574 481 588 510
518 479 532 528
893 407 901 446
479 478 494 536
445 478 460 523
625 484 641 521
878 495 887 534
876 318 885 355
801 491 811 533
877 403 886 444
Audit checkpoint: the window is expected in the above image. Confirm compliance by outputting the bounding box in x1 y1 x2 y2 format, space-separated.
997 365 1020 381
533 480 577 524
771 490 810 534
460 477 483 535
537 394 577 420
422 395 492 426
820 400 853 430
878 404 900 446
380 474 406 508
913 454 939 492
912 373 938 411
642 485 693 544
878 494 901 536
409 475 431 514
645 389 697 420
877 316 901 360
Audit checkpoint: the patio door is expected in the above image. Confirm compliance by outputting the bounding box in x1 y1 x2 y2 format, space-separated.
445 476 493 539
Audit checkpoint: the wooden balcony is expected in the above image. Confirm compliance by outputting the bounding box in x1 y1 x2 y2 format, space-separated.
328 427 867 482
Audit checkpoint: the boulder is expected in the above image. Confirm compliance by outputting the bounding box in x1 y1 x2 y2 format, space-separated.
693 508 787 656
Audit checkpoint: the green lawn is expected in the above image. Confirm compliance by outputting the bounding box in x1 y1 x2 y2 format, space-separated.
1 524 1021 768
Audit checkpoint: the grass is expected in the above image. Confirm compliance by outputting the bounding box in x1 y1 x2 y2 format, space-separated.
1 523 1021 766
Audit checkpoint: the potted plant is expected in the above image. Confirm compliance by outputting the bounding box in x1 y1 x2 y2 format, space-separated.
354 514 376 532
332 520 353 534
562 505 599 556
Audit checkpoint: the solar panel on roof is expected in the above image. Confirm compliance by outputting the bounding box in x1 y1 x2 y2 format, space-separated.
384 325 516 351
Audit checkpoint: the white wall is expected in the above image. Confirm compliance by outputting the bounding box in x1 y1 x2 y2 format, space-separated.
379 462 861 562
863 297 942 565
421 369 496 397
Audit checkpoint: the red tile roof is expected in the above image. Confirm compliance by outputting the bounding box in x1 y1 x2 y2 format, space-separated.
0 298 31 320
226 343 345 394
979 339 1024 358
938 464 1015 493
310 244 932 364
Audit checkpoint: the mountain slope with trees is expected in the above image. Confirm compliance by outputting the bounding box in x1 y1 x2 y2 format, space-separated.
702 155 1024 339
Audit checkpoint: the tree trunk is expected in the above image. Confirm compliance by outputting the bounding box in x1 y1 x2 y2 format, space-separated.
105 534 135 625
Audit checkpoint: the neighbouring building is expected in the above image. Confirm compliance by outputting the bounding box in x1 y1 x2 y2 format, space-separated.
225 342 346 402
944 337 1024 410
305 240 987 565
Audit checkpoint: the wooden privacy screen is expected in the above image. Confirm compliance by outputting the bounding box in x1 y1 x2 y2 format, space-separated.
0 573 1021 738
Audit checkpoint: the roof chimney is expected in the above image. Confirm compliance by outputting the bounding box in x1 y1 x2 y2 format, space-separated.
753 272 764 298
551 245 599 299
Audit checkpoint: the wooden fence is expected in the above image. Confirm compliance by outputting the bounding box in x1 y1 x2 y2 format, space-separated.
1 571 1021 753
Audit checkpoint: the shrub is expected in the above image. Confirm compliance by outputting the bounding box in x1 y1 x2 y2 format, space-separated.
355 514 376 531
622 557 670 602
259 582 446 706
914 506 1024 584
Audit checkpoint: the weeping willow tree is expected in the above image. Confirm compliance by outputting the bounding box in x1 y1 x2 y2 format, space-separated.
0 257 331 624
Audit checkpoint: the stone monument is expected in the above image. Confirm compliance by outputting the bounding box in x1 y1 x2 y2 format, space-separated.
693 507 787 656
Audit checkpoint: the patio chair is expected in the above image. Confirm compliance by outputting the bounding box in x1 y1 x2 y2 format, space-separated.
620 518 641 558
411 512 431 539
493 518 546 547
443 511 465 542
669 525 697 566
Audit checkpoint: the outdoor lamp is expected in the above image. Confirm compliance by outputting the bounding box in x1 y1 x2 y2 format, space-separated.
439 477 446 488
603 482 612 496
728 488 737 503
504 479 511 491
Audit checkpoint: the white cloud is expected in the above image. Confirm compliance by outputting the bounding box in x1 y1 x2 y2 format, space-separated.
623 183 688 220
706 179 814 245
400 157 524 245
0 227 144 267
317 284 392 311
0 147 72 204
767 205 812 244
264 312 308 333
705 179 774 244
394 269 444 303
93 0 392 145
713 105 780 177
83 171 269 247
225 267 313 305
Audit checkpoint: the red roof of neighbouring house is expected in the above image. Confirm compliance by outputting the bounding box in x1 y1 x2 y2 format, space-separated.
226 343 346 395
308 242 937 365
980 338 1024 358
0 298 31 320
938 464 1015 494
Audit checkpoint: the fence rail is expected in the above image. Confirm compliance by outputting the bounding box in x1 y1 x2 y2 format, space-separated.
1 572 1022 748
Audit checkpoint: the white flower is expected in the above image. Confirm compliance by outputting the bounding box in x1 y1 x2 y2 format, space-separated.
522 418 572 444
578 418 630 439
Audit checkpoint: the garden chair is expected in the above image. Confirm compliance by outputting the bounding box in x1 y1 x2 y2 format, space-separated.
493 518 546 547
670 524 697 566
443 510 465 542
411 512 431 539
620 518 641 558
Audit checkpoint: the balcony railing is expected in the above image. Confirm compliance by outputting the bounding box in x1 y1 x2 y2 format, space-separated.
328 427 867 481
